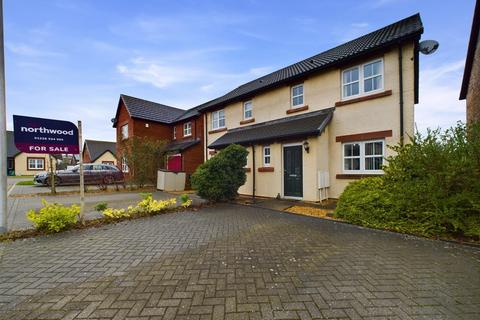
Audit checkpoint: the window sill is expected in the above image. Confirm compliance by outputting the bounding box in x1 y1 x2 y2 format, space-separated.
208 127 227 134
336 173 383 179
335 90 392 107
258 167 274 172
244 167 251 172
286 105 309 114
240 118 255 125
183 134 192 138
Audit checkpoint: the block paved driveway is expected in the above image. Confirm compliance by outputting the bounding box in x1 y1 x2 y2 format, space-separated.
0 204 479 320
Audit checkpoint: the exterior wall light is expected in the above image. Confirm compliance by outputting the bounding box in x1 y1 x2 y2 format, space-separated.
303 141 310 153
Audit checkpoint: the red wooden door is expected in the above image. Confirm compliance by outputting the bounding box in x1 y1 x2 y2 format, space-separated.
167 154 182 172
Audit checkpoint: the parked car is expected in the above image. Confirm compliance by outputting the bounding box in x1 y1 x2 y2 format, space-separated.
34 164 124 186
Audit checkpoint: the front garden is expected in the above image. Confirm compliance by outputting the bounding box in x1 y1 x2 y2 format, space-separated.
335 122 480 242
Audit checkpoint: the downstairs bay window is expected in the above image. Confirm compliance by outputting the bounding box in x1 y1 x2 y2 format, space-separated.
343 140 384 173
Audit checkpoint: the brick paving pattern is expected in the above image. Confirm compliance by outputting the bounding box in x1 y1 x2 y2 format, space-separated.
0 204 479 319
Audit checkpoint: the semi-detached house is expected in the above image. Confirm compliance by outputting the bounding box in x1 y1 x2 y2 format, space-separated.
113 13 424 201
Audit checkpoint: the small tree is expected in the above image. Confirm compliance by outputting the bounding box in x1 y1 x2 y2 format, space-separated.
121 136 168 187
191 144 248 202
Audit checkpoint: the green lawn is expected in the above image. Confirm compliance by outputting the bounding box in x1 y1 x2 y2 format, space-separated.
9 175 34 179
16 180 35 186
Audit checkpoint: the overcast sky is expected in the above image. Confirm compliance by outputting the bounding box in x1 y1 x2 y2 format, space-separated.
4 0 475 141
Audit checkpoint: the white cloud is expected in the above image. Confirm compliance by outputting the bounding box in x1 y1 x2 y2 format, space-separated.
117 55 273 96
416 60 466 133
6 42 64 57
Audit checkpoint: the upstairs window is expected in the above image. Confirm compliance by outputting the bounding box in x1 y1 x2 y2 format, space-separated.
183 122 192 137
121 124 129 140
211 109 225 130
342 59 383 98
343 140 384 173
291 84 304 107
243 101 253 119
173 127 176 140
263 145 271 166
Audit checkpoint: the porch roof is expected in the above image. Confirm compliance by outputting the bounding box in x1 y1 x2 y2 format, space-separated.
208 108 334 149
166 139 201 153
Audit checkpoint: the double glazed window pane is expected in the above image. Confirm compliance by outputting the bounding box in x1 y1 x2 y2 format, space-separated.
343 68 359 97
292 85 304 106
363 61 382 92
365 142 383 156
212 110 225 129
365 157 383 170
344 143 360 157
244 102 252 119
344 158 360 170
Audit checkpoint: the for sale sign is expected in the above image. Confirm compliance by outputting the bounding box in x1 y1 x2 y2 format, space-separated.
13 115 79 154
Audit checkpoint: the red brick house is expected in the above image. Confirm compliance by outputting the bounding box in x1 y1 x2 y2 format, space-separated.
112 94 204 176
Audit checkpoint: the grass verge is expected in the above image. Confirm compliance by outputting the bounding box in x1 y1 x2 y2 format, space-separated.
16 180 35 186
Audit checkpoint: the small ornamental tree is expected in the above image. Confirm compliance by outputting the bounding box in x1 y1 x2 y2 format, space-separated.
191 144 248 202
121 136 168 187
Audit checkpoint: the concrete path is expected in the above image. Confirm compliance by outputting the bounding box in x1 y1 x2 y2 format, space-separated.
0 204 479 319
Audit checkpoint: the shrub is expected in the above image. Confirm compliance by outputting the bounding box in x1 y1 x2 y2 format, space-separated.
137 194 177 213
121 136 168 187
102 208 130 219
27 200 79 233
335 122 480 239
180 194 192 208
191 144 248 202
94 202 108 212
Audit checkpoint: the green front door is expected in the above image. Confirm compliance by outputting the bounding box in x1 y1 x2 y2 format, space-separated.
283 145 303 198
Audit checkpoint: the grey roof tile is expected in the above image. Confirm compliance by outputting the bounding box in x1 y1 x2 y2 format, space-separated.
84 139 116 162
208 108 334 149
166 139 201 152
198 14 423 111
7 131 21 158
121 94 186 124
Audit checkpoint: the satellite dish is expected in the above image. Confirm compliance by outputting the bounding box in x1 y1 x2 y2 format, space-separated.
419 40 439 55
110 118 116 123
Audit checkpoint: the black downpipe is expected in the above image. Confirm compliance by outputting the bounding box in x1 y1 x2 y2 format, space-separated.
204 113 208 160
398 45 404 145
252 145 256 201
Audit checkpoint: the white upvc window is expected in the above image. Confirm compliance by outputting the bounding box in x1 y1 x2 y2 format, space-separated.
173 127 176 140
243 101 253 119
121 124 129 140
263 145 271 166
211 109 225 130
183 122 192 136
342 59 384 99
291 84 304 107
28 158 45 170
121 156 129 173
343 140 384 173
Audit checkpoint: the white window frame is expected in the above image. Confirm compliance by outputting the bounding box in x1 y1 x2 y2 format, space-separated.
27 158 45 170
291 84 304 107
211 109 225 130
263 145 271 166
243 101 253 119
183 122 192 137
342 58 384 100
173 126 176 140
121 156 129 173
342 139 385 174
121 123 129 140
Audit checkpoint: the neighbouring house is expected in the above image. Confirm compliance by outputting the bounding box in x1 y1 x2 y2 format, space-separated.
111 94 204 176
6 131 57 176
460 0 480 124
202 14 424 200
82 140 117 166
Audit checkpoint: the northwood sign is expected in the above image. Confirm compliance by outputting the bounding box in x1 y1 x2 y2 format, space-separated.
13 115 79 154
